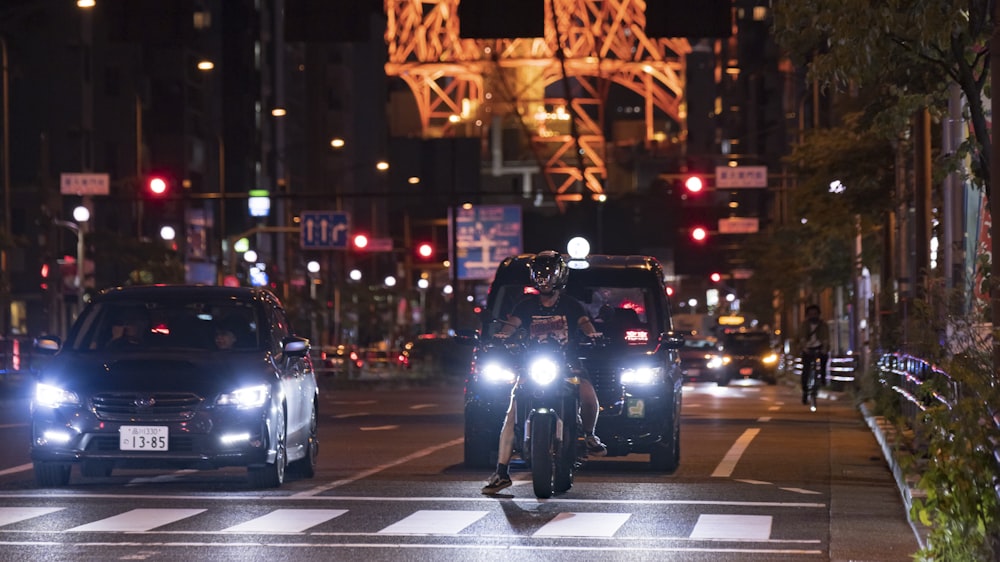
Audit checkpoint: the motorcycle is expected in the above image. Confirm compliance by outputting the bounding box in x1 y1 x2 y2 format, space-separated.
492 331 595 498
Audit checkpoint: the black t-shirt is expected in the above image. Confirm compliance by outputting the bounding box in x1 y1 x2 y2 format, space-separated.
507 293 589 345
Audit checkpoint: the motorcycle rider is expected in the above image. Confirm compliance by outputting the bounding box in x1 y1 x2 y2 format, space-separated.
481 250 606 495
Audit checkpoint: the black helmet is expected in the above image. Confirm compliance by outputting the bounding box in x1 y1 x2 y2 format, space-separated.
529 251 568 293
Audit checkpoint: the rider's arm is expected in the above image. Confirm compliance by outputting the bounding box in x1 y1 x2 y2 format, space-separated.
577 315 599 337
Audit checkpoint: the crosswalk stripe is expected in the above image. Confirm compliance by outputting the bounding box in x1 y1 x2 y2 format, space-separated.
378 510 489 535
222 509 348 533
66 508 206 532
690 514 772 540
533 512 631 537
0 507 63 526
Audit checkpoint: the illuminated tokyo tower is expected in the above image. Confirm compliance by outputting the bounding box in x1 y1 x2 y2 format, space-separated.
384 0 692 204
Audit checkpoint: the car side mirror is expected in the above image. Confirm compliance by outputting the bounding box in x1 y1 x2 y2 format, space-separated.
282 336 310 358
661 331 684 349
34 335 62 355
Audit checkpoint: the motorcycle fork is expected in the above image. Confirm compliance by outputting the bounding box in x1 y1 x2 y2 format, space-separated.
524 408 564 459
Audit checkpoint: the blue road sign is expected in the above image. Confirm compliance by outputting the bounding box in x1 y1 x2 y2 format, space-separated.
300 211 350 249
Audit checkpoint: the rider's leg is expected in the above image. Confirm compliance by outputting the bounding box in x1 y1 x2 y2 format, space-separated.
482 389 517 493
580 378 599 433
818 354 829 386
579 378 607 455
496 389 517 467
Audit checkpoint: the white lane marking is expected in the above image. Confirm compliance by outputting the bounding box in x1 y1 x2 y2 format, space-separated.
359 425 399 431
0 507 63 526
0 492 826 509
767 405 781 411
0 541 825 555
0 463 32 477
378 509 488 535
292 437 465 497
409 404 436 410
690 514 772 540
0 423 28 430
711 428 761 478
329 400 377 405
333 412 370 419
758 416 772 422
66 508 205 532
734 479 772 486
533 512 630 537
779 487 823 495
222 509 348 533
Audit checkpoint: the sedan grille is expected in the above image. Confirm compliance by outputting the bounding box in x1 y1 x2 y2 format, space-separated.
91 393 203 421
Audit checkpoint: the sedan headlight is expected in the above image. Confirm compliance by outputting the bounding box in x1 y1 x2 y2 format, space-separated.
35 383 80 408
480 361 517 384
529 357 559 385
621 365 663 385
217 384 269 408
762 353 779 365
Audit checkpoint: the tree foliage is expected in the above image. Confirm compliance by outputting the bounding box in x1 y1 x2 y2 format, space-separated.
773 0 992 197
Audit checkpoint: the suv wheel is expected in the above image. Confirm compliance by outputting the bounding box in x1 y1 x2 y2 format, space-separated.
650 395 680 473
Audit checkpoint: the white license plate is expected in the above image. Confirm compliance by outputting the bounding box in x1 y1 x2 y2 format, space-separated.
119 426 169 451
686 368 700 376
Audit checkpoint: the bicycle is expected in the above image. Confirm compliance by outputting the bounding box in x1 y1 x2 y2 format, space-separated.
800 351 826 412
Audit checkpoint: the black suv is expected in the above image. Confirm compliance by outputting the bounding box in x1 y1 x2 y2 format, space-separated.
463 254 684 472
30 285 319 489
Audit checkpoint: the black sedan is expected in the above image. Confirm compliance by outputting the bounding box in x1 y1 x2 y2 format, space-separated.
30 285 319 489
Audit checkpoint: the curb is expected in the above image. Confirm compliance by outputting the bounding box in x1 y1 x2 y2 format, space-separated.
859 401 929 550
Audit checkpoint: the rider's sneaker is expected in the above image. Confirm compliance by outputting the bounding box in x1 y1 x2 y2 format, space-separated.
585 434 607 456
481 472 512 495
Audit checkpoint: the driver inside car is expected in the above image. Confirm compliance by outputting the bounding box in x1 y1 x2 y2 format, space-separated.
481 250 606 495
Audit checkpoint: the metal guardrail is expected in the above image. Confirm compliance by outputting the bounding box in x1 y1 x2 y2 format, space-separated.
786 354 857 388
876 352 1000 503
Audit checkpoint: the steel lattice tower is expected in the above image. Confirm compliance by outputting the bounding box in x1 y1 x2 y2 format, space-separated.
384 0 691 203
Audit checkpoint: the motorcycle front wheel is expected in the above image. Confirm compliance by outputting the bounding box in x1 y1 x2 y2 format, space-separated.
530 414 556 498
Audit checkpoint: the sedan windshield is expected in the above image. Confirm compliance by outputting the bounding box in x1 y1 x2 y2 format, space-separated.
66 300 262 352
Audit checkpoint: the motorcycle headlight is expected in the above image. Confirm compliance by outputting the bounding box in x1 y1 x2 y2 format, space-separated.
217 384 269 408
35 383 80 408
762 353 779 365
621 366 663 385
481 361 516 384
529 357 559 385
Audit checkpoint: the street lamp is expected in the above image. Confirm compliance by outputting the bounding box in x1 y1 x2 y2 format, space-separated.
53 205 90 314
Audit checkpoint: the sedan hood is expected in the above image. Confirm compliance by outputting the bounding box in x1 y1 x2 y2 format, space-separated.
39 351 275 396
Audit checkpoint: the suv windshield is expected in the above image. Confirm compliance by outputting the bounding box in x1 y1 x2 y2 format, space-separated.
67 300 261 352
484 282 660 348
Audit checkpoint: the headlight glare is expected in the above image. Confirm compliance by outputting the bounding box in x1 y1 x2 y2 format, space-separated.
529 358 559 385
762 353 779 365
35 383 80 408
217 384 269 408
481 362 516 383
621 366 662 384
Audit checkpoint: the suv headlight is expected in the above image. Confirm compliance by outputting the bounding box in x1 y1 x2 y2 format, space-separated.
529 357 559 385
480 362 516 384
35 383 80 408
706 355 730 369
621 366 663 385
217 384 269 408
762 353 779 365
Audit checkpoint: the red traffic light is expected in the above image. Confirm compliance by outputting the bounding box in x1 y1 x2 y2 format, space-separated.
416 243 434 259
683 175 704 193
690 226 708 242
710 272 722 283
147 176 168 196
353 233 369 250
